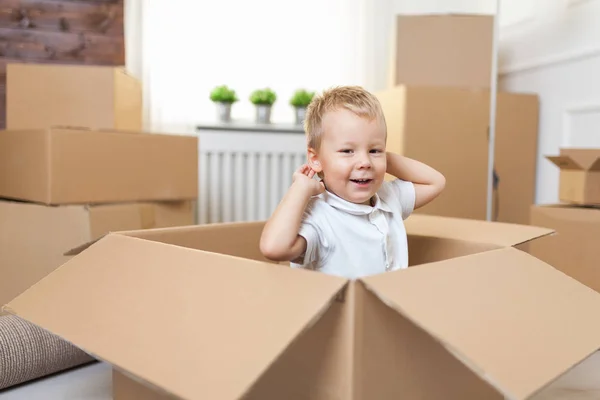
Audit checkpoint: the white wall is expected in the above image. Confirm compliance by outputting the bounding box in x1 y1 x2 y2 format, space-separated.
391 0 496 14
499 0 600 204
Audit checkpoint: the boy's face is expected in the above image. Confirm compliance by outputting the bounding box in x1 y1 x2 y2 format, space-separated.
308 108 387 205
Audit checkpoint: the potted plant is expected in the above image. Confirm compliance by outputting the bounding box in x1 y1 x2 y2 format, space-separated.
249 88 277 124
210 85 238 122
289 89 314 125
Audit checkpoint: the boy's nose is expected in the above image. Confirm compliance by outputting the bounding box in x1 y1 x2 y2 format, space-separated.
357 156 372 168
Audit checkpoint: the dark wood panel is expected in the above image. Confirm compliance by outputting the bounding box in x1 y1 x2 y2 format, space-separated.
0 74 5 129
0 27 124 64
0 0 123 35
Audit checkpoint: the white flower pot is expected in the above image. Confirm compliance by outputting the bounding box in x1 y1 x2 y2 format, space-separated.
255 105 272 124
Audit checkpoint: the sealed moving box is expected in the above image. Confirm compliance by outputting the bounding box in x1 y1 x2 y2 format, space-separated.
389 14 493 89
375 85 538 225
5 215 600 399
0 127 198 205
0 199 194 309
6 63 142 131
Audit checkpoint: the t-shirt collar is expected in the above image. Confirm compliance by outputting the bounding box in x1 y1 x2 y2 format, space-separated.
321 188 392 215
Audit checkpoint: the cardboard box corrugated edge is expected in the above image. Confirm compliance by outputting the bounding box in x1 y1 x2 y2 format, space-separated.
7 219 600 400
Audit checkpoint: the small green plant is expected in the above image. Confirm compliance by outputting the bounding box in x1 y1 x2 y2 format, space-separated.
290 89 315 108
249 88 277 106
210 85 238 103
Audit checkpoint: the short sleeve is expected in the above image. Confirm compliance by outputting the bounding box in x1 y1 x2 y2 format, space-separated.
292 201 329 269
386 178 416 220
297 222 320 267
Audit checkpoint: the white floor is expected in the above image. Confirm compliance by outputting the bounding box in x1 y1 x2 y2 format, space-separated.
0 362 111 400
0 352 599 399
534 351 600 400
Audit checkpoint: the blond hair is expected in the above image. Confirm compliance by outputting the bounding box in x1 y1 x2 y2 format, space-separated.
304 85 386 151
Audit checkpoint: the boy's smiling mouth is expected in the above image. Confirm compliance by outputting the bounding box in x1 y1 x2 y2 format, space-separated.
350 178 373 185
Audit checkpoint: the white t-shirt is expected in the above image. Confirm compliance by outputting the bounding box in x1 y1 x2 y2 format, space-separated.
291 178 416 279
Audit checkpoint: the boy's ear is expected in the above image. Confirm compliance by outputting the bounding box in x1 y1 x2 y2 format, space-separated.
307 148 322 173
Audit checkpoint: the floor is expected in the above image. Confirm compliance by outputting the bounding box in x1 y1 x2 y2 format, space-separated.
0 362 111 400
533 352 600 400
0 352 599 399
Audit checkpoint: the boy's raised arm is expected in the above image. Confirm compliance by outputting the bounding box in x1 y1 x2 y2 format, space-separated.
259 164 324 262
386 152 446 210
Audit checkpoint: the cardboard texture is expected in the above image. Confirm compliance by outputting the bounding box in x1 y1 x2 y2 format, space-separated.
0 126 198 205
6 63 142 131
6 215 600 400
375 85 539 225
528 204 600 293
0 199 194 309
389 14 493 88
546 148 600 205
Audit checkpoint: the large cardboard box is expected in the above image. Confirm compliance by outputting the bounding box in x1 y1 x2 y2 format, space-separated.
0 199 194 309
389 14 493 88
5 215 600 399
6 63 142 131
375 85 538 225
0 127 198 205
546 148 600 205
528 204 600 293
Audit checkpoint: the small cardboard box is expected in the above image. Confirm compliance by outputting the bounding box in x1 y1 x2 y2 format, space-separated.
375 85 539 225
528 204 600 293
5 215 600 399
6 63 142 131
546 148 600 205
0 199 194 309
0 126 198 205
389 14 493 88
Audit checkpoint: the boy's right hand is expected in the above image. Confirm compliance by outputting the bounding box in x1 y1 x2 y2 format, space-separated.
293 164 325 197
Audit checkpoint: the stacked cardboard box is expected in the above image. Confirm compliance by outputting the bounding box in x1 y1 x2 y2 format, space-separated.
528 148 600 292
0 63 199 309
375 14 539 225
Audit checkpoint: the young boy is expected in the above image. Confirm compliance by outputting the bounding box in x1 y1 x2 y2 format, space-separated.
259 86 445 279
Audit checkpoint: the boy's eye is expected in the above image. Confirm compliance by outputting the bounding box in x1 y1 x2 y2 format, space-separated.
370 149 383 153
339 149 353 153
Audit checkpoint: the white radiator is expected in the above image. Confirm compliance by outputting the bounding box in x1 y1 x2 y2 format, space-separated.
197 131 307 224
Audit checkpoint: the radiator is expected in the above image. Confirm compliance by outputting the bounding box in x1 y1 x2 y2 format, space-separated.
197 131 307 224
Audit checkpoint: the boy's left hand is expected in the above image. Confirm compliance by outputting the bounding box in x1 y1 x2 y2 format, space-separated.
386 152 446 209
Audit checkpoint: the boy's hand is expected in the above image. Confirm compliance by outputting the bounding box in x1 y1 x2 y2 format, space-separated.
293 164 325 197
259 164 321 262
385 152 446 210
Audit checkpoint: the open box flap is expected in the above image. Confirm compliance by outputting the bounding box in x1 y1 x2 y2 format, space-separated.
4 234 347 400
546 155 583 170
64 221 267 256
559 148 600 171
360 247 600 399
547 149 600 171
404 214 554 247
